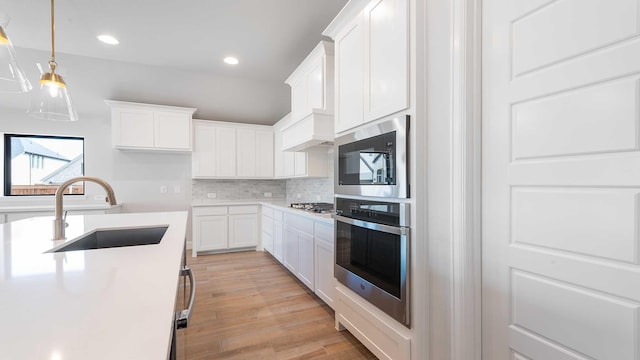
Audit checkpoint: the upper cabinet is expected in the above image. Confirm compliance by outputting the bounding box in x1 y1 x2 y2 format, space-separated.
334 14 365 134
106 100 196 152
324 0 409 134
191 120 274 179
282 41 335 152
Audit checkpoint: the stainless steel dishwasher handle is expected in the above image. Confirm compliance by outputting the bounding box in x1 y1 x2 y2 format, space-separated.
175 266 195 329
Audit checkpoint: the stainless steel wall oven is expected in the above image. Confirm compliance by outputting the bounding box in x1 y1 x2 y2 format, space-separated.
333 197 410 326
334 116 409 198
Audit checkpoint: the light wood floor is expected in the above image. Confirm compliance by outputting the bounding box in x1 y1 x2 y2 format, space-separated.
176 250 377 360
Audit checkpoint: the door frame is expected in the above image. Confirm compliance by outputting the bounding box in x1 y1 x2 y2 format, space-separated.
451 0 482 358
422 0 483 358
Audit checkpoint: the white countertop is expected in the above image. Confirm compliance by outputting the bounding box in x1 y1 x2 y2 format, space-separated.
0 203 122 213
0 211 188 360
191 200 335 224
261 202 334 224
191 199 285 207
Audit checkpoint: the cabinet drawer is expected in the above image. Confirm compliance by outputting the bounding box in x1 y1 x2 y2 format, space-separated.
262 206 274 218
285 213 314 235
193 206 228 216
229 205 259 215
314 222 334 242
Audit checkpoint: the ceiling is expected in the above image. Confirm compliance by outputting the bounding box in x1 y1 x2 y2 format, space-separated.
0 0 348 124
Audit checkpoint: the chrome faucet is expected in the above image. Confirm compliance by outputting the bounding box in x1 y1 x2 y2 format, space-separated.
53 176 117 240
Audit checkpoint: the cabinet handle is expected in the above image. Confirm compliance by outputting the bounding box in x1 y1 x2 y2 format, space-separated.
175 266 196 329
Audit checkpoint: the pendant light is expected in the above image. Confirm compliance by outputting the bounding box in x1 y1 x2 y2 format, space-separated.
28 0 77 121
0 14 32 93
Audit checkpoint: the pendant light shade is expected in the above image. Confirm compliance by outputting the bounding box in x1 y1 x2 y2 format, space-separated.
27 0 77 122
0 15 32 93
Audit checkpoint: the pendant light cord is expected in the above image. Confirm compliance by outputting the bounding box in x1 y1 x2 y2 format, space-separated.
50 0 56 68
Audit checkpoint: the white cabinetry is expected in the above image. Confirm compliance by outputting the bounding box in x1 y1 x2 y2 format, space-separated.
262 205 335 308
314 222 335 309
283 213 315 290
334 14 365 133
273 114 329 179
286 41 334 123
191 120 273 179
192 205 259 256
261 207 274 254
283 41 335 151
106 100 196 151
273 210 284 261
324 0 409 133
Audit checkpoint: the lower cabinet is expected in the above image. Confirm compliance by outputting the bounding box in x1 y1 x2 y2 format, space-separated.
283 228 299 274
192 205 259 256
314 222 335 308
273 210 284 261
260 206 335 309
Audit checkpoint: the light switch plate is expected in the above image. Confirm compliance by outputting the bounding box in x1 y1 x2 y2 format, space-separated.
207 193 217 198
264 192 272 197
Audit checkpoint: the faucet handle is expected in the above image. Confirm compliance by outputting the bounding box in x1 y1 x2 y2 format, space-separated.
63 210 69 227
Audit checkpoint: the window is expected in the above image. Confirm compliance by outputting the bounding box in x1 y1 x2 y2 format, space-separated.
4 134 85 196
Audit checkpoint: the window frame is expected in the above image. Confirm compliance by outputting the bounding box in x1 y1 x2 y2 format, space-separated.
3 133 86 197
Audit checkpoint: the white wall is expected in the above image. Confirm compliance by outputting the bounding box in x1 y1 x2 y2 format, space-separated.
0 108 192 214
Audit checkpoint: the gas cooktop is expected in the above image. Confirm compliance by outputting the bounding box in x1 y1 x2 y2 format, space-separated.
290 202 334 214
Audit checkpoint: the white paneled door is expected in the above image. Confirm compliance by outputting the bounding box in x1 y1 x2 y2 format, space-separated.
483 1 640 359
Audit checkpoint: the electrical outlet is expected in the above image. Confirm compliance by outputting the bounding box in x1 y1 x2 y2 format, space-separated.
264 192 272 198
160 186 168 194
174 185 181 193
296 193 301 199
315 195 321 201
207 193 217 198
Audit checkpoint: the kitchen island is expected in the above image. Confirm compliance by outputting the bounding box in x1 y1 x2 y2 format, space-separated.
0 211 188 360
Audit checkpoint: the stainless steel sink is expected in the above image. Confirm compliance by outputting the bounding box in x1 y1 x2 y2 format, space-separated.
49 225 168 253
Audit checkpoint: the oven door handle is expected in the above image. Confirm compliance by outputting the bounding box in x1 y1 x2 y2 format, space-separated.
175 266 195 329
333 214 407 235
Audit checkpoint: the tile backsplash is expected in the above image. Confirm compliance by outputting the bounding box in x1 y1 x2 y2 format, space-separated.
286 150 334 204
192 179 286 200
192 150 335 204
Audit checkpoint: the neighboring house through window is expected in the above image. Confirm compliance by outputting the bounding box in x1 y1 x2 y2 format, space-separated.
4 134 85 196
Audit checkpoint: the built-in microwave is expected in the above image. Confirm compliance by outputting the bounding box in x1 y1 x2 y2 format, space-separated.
334 116 409 198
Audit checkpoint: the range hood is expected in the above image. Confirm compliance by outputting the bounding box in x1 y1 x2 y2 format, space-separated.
281 111 334 152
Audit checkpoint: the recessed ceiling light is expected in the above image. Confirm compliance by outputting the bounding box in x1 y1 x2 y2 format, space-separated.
224 56 239 65
97 34 119 45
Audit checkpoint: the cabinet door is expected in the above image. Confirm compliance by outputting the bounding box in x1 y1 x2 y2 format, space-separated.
290 78 307 121
335 15 365 133
273 220 284 262
283 228 298 273
194 215 228 251
255 130 274 177
192 123 216 177
154 112 191 150
364 0 408 122
294 152 307 176
214 127 236 177
297 232 315 290
262 214 274 254
228 214 258 248
114 109 154 148
283 151 296 177
236 128 256 177
314 237 335 308
306 57 325 112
